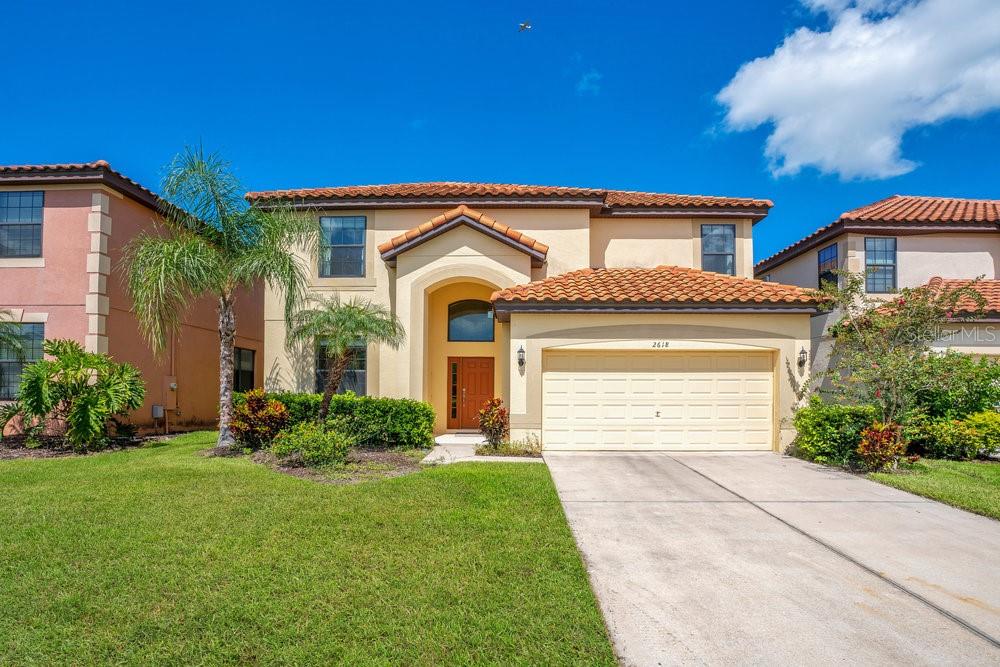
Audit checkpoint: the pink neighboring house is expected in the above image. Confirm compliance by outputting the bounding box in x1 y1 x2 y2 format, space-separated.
0 162 263 429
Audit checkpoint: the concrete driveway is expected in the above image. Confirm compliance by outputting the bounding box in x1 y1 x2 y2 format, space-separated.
545 452 1000 666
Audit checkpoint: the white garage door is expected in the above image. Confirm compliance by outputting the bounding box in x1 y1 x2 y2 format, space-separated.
542 351 774 451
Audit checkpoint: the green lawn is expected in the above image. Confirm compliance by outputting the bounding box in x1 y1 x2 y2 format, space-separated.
870 459 1000 520
0 432 615 666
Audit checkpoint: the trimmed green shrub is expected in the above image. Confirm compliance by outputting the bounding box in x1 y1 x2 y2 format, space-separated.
857 421 905 471
231 389 290 450
328 394 435 449
920 419 983 460
963 411 1000 457
234 391 435 449
791 397 877 466
271 422 350 466
909 353 1000 419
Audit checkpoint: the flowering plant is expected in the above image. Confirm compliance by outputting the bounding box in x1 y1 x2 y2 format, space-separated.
478 397 509 447
857 421 905 471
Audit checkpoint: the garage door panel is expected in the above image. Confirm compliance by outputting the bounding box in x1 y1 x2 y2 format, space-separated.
542 351 774 451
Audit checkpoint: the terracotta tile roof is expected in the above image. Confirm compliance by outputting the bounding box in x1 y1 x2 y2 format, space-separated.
491 266 819 308
377 205 548 266
0 160 162 210
843 195 1000 223
755 195 1000 275
926 277 1000 315
247 181 772 213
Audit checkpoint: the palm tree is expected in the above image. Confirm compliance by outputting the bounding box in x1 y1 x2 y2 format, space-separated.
289 296 405 419
123 147 315 447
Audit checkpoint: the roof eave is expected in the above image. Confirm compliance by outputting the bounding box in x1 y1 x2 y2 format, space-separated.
754 220 1000 275
380 215 547 268
595 206 770 221
250 195 608 211
491 300 819 321
0 166 162 211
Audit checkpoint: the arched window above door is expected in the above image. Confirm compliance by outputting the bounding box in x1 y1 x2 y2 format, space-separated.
448 300 494 342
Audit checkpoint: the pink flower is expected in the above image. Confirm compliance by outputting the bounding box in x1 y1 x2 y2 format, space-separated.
946 310 954 318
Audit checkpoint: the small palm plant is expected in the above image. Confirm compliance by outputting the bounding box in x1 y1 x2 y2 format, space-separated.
0 311 23 359
0 339 145 451
288 296 406 420
123 147 315 448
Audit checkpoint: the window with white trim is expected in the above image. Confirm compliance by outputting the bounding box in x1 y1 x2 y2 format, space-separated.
701 224 736 275
319 216 366 277
0 191 43 258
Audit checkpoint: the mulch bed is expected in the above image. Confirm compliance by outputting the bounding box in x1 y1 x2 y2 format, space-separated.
0 434 172 461
251 448 425 485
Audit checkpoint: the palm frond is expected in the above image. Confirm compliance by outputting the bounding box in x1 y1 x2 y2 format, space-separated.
159 145 246 246
289 296 406 357
121 232 224 353
229 204 318 321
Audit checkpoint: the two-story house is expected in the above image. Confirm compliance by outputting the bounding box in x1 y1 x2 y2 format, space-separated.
756 195 1000 361
0 161 264 429
250 182 820 452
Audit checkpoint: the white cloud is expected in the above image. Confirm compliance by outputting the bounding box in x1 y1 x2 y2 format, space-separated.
717 0 1000 179
576 69 603 96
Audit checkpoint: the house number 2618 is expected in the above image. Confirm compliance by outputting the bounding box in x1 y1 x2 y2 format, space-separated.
652 341 670 348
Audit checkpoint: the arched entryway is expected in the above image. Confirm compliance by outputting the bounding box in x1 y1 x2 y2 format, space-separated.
425 279 508 433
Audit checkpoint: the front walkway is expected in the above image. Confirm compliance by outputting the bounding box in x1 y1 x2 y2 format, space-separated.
422 433 542 464
546 451 1000 666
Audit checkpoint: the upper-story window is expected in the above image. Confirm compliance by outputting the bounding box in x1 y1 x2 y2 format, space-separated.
0 191 43 258
865 237 897 293
448 300 494 342
817 243 838 288
701 224 736 275
319 216 366 277
0 323 44 400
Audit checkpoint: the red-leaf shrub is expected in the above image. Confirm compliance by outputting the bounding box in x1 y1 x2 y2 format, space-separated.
857 421 905 471
231 388 290 450
478 397 509 447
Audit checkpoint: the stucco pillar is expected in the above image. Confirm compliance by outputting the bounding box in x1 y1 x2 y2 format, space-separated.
85 192 111 354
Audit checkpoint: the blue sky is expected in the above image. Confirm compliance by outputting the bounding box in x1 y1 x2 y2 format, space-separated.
3 0 998 262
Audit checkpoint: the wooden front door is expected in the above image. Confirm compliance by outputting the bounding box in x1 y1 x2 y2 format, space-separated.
447 357 495 430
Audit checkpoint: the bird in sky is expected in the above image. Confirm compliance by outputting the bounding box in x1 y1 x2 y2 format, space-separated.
518 21 532 32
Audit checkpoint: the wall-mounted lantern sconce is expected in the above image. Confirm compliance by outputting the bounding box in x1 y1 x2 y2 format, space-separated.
517 346 526 369
797 347 808 368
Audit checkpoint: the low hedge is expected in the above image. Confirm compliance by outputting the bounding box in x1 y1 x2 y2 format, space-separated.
791 397 877 466
235 391 435 449
272 421 351 466
906 410 1000 460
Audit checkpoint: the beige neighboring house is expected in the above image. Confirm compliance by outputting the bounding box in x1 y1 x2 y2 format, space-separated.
250 182 820 452
755 195 1000 364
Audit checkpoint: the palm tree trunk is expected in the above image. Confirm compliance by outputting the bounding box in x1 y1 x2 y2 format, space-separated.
318 351 352 420
217 294 237 448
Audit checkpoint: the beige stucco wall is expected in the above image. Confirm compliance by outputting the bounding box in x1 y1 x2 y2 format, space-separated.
591 218 755 277
506 311 812 450
760 234 847 288
762 231 1000 291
